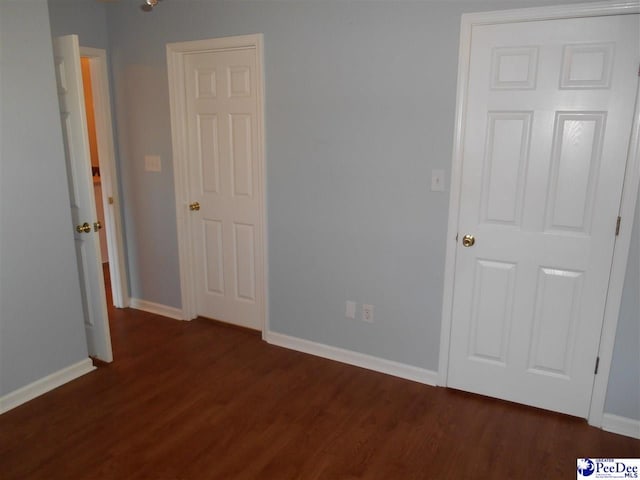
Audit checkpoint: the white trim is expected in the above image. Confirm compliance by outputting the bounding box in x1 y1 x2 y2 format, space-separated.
602 413 640 439
439 0 640 422
459 0 638 26
266 331 438 386
256 37 270 341
166 41 195 320
80 46 130 309
590 79 640 427
129 297 184 320
0 359 95 415
437 0 473 387
166 34 268 331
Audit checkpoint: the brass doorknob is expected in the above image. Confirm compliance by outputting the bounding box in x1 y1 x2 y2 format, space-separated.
189 202 200 211
94 221 102 232
462 234 475 247
76 222 92 234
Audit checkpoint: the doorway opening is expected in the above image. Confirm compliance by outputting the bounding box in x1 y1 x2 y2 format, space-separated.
166 35 267 329
79 47 129 311
80 57 109 276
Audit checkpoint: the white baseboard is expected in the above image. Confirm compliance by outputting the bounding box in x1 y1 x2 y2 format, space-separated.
602 413 640 439
0 358 95 415
116 295 130 309
265 331 438 386
129 297 184 320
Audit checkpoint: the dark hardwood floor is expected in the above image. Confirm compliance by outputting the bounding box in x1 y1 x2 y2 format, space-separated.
1 269 638 479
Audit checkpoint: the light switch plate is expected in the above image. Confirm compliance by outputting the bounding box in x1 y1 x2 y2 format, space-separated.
431 169 446 192
345 301 356 319
144 155 161 172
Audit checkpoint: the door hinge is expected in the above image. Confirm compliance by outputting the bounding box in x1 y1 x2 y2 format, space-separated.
615 216 621 236
108 196 114 205
594 356 600 375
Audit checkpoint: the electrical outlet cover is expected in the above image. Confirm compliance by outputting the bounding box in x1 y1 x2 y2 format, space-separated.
362 304 374 323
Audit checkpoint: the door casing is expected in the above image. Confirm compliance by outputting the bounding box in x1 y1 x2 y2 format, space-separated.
80 46 129 310
438 0 640 427
166 34 268 334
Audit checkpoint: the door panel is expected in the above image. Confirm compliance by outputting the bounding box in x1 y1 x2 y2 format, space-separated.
468 259 516 365
448 15 638 417
230 114 253 197
546 112 605 233
528 267 583 377
198 114 220 193
481 112 531 225
234 222 256 301
53 35 112 362
203 220 224 295
185 48 263 330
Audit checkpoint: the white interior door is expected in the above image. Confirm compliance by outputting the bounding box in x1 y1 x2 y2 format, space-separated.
448 15 638 417
184 46 264 330
53 35 113 362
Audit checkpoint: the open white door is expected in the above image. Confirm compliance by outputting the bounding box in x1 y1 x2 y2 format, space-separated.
53 35 113 362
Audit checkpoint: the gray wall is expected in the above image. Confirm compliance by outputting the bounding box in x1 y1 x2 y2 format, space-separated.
104 0 594 368
47 0 108 49
605 190 640 421
0 0 88 396
105 0 487 368
47 0 638 420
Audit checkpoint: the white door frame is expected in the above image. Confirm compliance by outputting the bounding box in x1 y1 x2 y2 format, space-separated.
80 46 130 309
438 0 640 427
166 34 268 333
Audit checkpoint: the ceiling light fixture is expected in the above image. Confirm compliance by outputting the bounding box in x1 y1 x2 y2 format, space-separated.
141 0 161 12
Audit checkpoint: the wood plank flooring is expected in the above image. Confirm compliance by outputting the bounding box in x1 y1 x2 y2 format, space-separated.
0 276 638 479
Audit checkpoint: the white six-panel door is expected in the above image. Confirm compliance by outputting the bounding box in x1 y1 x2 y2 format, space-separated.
447 14 639 417
183 47 264 330
53 35 112 362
